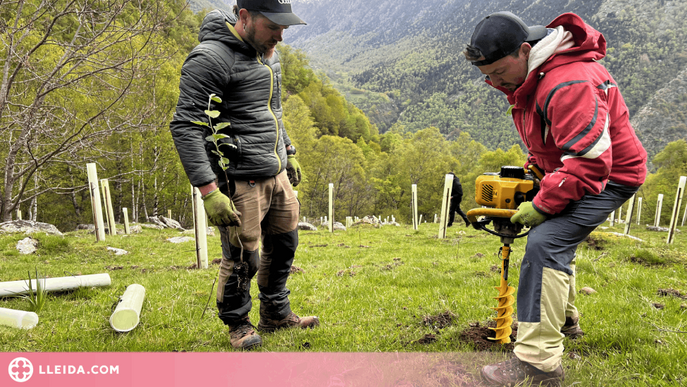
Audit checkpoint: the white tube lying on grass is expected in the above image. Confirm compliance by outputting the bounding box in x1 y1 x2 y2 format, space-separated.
0 307 39 329
0 273 111 297
110 284 145 333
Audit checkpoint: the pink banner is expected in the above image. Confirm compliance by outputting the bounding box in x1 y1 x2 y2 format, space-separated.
1 352 487 386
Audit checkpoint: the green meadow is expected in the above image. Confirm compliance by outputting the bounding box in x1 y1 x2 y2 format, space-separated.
1 221 685 386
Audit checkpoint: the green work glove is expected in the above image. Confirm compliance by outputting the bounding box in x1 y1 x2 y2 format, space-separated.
202 189 242 227
511 202 547 227
286 155 302 187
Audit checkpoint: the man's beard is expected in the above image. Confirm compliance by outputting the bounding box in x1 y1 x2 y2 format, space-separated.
244 23 275 58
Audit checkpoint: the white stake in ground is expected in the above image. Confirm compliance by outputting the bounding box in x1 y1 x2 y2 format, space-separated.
654 194 664 227
0 307 38 329
438 174 453 239
110 284 146 333
0 273 111 297
682 198 687 227
667 176 686 244
191 186 208 269
122 207 131 234
346 216 352 228
86 163 106 241
637 197 642 225
101 179 116 235
328 183 334 233
609 209 615 227
411 184 419 230
624 194 636 235
16 210 21 220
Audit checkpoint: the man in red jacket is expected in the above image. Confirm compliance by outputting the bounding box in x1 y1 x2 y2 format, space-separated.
464 11 647 386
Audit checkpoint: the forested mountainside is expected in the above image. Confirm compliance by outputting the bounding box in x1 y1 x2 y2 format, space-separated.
188 0 231 14
284 0 687 159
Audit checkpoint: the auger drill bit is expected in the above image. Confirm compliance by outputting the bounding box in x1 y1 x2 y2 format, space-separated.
488 245 515 344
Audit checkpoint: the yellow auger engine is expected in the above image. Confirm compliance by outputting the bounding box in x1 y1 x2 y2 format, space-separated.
466 166 539 344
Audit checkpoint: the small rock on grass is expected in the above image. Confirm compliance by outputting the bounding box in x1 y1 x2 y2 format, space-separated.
579 287 597 295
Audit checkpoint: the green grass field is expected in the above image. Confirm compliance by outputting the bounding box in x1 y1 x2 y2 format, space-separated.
1 220 685 386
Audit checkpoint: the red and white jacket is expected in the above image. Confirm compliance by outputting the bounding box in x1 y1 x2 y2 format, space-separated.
490 13 647 215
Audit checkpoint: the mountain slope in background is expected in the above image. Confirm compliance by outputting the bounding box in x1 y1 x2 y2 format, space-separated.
284 0 686 160
188 0 232 14
187 0 686 162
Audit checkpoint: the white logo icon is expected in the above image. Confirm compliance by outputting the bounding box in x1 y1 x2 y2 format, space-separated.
278 0 292 4
8 357 33 383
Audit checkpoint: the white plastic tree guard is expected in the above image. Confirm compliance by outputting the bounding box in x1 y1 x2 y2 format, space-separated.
0 273 111 297
438 174 453 238
328 183 334 232
110 284 146 332
0 307 38 329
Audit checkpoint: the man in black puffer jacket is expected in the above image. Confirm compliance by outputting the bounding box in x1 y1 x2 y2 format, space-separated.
169 0 318 350
447 172 470 228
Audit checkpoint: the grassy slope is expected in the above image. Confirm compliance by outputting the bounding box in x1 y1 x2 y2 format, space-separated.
0 221 685 385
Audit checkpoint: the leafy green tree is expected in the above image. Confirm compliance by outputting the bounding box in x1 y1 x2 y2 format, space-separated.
371 127 458 222
297 135 369 219
637 140 687 225
0 0 188 225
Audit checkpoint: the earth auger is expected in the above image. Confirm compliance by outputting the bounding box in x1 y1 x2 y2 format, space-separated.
465 166 539 344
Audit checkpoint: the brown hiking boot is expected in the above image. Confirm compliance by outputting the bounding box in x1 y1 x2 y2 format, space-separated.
561 316 585 339
258 312 320 333
481 357 564 387
229 318 262 350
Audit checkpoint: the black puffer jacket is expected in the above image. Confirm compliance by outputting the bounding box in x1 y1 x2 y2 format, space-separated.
170 9 291 187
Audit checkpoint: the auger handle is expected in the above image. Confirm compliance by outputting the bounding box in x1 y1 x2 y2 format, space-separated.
466 208 529 240
466 208 517 228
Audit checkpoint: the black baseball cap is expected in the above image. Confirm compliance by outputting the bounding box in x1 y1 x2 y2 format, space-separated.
468 11 546 66
237 0 306 26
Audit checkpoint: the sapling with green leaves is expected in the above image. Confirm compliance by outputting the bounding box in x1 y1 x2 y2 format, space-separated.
191 93 235 172
192 94 247 307
190 93 242 228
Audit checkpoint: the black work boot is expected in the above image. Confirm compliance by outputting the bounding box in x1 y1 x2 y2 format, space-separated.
481 357 564 386
258 312 320 333
561 316 585 339
228 317 262 350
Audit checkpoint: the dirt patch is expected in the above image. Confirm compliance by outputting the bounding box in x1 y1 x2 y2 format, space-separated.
290 265 305 274
628 249 669 266
584 235 605 250
211 258 222 265
658 288 687 299
458 321 517 352
336 265 361 277
414 333 438 345
423 311 458 330
382 258 403 271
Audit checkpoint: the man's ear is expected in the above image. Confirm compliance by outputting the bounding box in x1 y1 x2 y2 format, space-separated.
521 43 532 60
238 8 251 26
